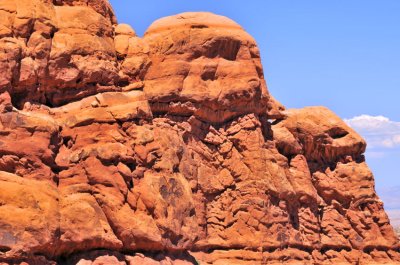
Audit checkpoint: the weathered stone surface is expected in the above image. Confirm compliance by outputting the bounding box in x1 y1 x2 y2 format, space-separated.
0 172 59 259
274 107 366 164
53 0 117 24
143 12 275 123
0 0 120 108
0 1 398 265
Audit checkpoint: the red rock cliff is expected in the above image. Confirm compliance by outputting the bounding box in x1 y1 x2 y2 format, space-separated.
0 1 399 264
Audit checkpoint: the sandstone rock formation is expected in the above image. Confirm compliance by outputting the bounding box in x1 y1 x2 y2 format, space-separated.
0 1 399 264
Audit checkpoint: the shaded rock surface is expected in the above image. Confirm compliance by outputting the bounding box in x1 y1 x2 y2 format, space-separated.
0 1 399 264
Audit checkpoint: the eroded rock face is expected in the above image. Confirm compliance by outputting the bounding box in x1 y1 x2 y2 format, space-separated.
0 0 119 108
142 12 271 123
0 2 399 265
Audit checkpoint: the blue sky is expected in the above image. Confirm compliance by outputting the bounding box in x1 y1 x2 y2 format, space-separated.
109 1 400 208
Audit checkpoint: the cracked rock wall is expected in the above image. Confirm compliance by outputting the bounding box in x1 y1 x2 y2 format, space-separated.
0 1 399 264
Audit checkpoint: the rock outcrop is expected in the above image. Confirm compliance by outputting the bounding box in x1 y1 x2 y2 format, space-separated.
0 1 398 264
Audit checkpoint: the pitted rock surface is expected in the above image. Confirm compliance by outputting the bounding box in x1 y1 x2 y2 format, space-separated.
0 1 399 265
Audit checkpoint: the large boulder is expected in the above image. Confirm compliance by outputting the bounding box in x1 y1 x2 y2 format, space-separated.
142 12 276 123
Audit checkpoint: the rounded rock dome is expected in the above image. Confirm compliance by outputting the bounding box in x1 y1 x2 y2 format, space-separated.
143 12 271 123
145 12 243 34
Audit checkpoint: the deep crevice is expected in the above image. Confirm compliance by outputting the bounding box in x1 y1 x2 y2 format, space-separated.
0 246 11 253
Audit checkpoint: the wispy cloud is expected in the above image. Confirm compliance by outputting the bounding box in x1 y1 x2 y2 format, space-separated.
346 115 400 217
345 115 400 149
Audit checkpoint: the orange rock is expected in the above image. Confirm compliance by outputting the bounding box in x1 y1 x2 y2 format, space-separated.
0 172 59 258
0 2 398 264
143 12 272 123
274 106 366 164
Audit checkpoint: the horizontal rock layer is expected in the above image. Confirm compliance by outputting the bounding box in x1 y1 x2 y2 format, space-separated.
0 1 398 264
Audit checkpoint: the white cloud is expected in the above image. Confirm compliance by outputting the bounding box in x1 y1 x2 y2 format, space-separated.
345 115 400 149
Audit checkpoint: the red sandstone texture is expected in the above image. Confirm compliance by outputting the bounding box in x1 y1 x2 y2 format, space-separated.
0 1 399 264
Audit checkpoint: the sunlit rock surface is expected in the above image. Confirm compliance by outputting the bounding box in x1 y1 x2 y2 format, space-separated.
0 1 399 264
